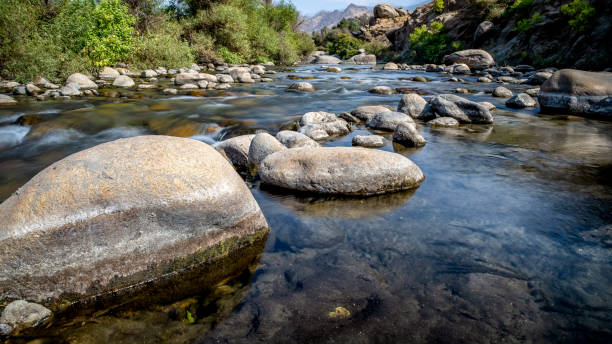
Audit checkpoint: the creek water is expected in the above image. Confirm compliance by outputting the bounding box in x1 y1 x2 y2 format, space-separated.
0 65 611 343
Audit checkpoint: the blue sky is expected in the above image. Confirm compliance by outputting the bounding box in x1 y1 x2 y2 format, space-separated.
292 1 423 15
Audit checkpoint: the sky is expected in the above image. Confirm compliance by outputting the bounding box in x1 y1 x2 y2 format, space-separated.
292 0 423 16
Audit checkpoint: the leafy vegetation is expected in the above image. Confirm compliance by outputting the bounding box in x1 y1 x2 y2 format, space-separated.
514 12 543 31
0 0 313 82
326 34 362 60
561 0 595 32
409 22 453 63
433 0 445 13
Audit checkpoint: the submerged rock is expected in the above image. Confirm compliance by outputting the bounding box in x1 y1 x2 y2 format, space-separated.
0 136 268 306
539 69 612 118
352 134 385 148
0 94 17 105
393 123 426 147
259 147 424 195
428 117 460 127
276 130 319 148
248 132 286 167
431 94 494 124
288 82 315 92
0 300 51 334
368 86 394 95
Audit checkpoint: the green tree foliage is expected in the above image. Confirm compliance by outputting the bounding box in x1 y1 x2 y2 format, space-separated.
131 16 194 68
514 12 542 31
326 33 362 60
561 0 595 32
409 22 452 63
86 0 136 68
433 0 444 13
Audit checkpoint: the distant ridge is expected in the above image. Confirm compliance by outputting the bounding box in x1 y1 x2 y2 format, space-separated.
297 3 370 33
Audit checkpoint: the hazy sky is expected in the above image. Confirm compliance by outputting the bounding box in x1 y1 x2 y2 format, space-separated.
293 1 422 15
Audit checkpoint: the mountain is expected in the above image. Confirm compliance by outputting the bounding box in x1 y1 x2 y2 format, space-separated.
298 4 371 33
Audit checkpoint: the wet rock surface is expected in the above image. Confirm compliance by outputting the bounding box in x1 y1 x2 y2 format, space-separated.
0 136 268 305
259 147 425 195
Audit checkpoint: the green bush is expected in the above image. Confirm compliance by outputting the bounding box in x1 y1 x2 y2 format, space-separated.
515 12 543 31
86 0 136 69
434 0 445 13
216 46 245 64
561 0 595 32
131 18 194 69
327 33 362 60
409 22 452 63
190 32 218 64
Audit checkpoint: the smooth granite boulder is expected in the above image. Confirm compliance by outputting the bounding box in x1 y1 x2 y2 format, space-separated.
276 130 319 148
215 134 256 171
259 147 424 195
442 49 495 70
0 136 268 306
539 69 612 118
431 94 494 124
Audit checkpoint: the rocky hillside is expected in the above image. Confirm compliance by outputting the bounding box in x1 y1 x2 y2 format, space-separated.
298 4 370 33
365 0 611 69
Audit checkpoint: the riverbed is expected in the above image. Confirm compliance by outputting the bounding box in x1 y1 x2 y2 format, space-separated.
1 65 611 343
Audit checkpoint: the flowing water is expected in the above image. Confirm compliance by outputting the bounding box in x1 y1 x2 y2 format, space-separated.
1 65 611 343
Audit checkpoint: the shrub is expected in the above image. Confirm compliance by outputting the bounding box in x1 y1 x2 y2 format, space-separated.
434 0 445 13
327 33 362 60
216 45 245 64
86 0 136 68
561 0 595 32
515 12 543 31
131 18 194 69
190 32 218 64
409 22 452 63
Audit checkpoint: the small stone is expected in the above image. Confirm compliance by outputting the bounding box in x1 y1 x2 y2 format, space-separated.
0 300 51 332
352 135 385 148
66 73 97 89
351 105 392 121
59 83 80 96
368 86 394 95
383 62 399 70
163 88 178 95
179 83 198 89
393 123 426 147
480 101 496 110
493 86 513 98
338 112 360 123
413 76 427 82
478 77 492 83
276 130 319 148
328 306 351 319
428 117 460 127
525 88 540 97
0 94 17 105
12 86 26 95
288 82 315 92
326 67 342 73
141 69 158 78
366 111 414 131
112 75 135 88
138 84 157 89
215 134 255 170
506 93 537 108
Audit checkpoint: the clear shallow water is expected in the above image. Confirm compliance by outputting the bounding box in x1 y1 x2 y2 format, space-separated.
0 65 611 343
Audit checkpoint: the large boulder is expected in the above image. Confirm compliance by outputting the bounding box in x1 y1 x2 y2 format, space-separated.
314 55 342 64
473 21 494 46
431 94 494 124
248 132 286 167
215 134 256 171
366 111 414 131
374 4 399 19
298 111 350 140
538 69 612 118
259 147 424 195
397 93 435 120
0 136 268 305
443 49 495 70
348 53 377 65
65 73 98 89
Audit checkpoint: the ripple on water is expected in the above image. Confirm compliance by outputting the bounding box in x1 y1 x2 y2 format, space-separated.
0 125 30 149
